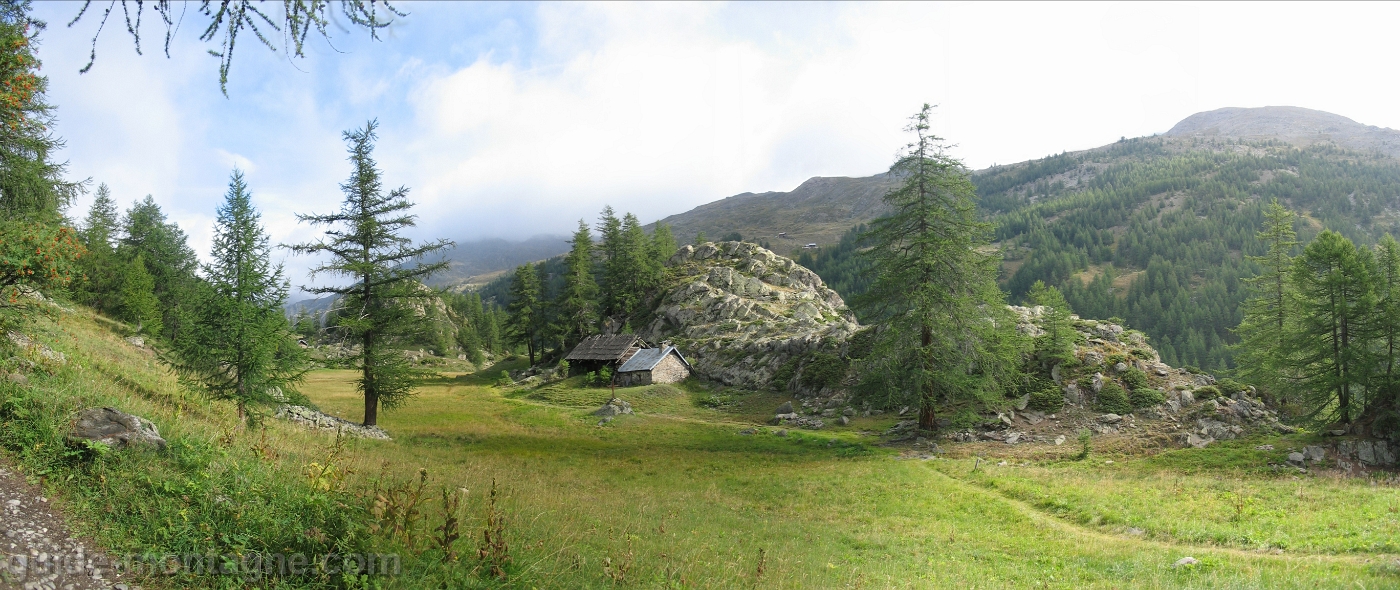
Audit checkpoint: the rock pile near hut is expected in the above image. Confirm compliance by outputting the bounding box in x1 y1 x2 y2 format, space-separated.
640 241 860 391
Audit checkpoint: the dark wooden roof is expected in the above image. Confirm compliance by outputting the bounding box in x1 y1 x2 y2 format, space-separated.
565 334 642 362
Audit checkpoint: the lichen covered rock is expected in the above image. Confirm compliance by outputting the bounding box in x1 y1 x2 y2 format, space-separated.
641 241 860 391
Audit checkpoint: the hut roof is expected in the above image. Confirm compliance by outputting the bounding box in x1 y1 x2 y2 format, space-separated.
565 334 642 362
617 346 691 373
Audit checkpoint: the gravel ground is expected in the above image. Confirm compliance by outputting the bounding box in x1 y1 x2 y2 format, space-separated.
0 458 133 590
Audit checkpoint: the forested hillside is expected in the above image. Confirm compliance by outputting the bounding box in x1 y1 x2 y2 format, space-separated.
806 136 1400 371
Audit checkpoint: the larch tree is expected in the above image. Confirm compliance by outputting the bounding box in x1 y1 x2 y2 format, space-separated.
506 262 543 365
119 195 200 342
1284 231 1374 425
558 220 600 347
291 120 452 427
651 223 677 265
1235 199 1298 402
118 253 161 336
1369 235 1400 424
169 170 308 424
74 183 121 310
597 206 625 317
1028 280 1076 367
856 104 1025 431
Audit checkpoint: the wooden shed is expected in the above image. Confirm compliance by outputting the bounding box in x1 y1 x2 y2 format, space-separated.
615 346 692 386
564 334 645 373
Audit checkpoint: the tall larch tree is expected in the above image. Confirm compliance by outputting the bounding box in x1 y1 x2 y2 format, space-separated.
291 120 452 427
1235 199 1298 402
558 220 600 347
1285 231 1374 425
856 104 1025 431
1369 235 1400 425
506 262 543 365
170 170 308 424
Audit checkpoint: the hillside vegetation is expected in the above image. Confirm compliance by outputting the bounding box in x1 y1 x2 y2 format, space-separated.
4 304 1400 588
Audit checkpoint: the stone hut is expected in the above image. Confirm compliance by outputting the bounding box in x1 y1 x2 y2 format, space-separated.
565 334 645 373
615 346 692 386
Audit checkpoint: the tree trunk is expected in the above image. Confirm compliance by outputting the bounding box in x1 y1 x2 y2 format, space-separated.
363 331 378 427
919 325 936 431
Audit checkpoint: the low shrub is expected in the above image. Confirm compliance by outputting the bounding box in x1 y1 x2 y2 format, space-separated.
1129 348 1154 360
1105 353 1130 367
950 407 982 429
1129 387 1165 409
799 352 847 391
1121 368 1149 392
1216 378 1246 395
1194 385 1221 400
495 371 514 387
1094 383 1131 414
1028 383 1064 413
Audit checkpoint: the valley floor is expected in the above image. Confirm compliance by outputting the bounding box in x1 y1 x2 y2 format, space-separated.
2 308 1399 588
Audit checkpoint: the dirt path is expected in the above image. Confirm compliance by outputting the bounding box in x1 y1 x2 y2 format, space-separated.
0 458 131 590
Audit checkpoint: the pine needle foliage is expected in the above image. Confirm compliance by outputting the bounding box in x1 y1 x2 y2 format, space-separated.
557 220 600 348
505 262 543 365
1234 199 1298 404
168 170 308 424
855 104 1026 430
1283 231 1374 424
291 120 452 427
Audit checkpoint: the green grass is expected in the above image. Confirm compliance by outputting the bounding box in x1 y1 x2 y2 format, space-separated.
3 306 1400 588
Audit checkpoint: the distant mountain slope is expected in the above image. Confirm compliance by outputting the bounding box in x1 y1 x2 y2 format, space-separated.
802 107 1400 371
427 234 570 288
645 175 898 250
1165 106 1400 157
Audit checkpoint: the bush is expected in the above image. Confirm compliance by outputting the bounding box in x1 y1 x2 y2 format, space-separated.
1121 368 1149 392
1216 378 1246 395
1028 383 1064 413
1129 348 1153 360
1194 385 1221 400
799 352 847 391
950 407 982 429
495 371 514 387
1105 353 1130 367
1129 387 1165 409
1094 383 1131 414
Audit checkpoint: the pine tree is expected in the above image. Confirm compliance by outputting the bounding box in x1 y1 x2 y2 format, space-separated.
506 262 543 365
169 170 308 424
0 8 81 221
118 253 162 336
558 220 600 346
651 223 677 265
119 195 200 342
74 183 121 310
291 120 453 427
597 206 624 317
1370 235 1400 425
1029 280 1076 367
1235 199 1298 400
1285 231 1375 424
857 105 1025 430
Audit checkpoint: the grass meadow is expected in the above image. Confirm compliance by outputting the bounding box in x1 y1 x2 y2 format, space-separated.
2 307 1399 588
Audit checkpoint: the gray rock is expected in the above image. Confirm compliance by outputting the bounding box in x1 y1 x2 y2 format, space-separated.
838 415 850 426
1113 362 1129 373
776 401 793 414
1178 390 1195 405
738 428 756 435
1063 383 1081 404
69 407 167 450
1054 435 1066 446
6 372 27 387
1174 557 1199 567
1098 413 1123 424
1022 411 1045 426
820 408 837 418
1091 373 1104 393
274 405 392 439
1083 351 1103 366
841 407 855 417
1186 433 1213 448
124 335 145 348
593 398 634 417
1303 445 1326 462
775 429 788 437
1286 452 1306 467
1051 363 1062 384
1015 394 1030 411
1005 432 1021 445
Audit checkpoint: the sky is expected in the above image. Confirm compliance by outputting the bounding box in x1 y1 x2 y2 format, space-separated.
27 1 1400 292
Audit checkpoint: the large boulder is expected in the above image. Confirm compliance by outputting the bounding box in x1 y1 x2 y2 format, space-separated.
70 407 167 450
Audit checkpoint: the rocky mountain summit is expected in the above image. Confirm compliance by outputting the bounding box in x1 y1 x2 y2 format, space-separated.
1164 106 1400 158
640 241 860 391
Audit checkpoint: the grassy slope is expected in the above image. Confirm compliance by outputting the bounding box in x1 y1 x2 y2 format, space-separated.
4 306 1399 588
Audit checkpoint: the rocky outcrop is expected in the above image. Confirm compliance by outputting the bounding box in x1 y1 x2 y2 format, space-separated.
641 241 860 391
274 405 391 440
69 407 167 450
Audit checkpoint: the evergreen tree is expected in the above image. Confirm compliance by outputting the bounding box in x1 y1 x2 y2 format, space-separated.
558 220 600 346
1028 280 1076 367
118 253 161 336
616 212 654 321
856 104 1026 430
1236 199 1298 400
1370 235 1400 425
597 206 625 317
119 195 200 342
291 120 452 427
0 7 80 221
505 262 543 365
1284 231 1375 424
695 230 706 244
651 223 677 265
73 183 121 310
169 170 308 424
